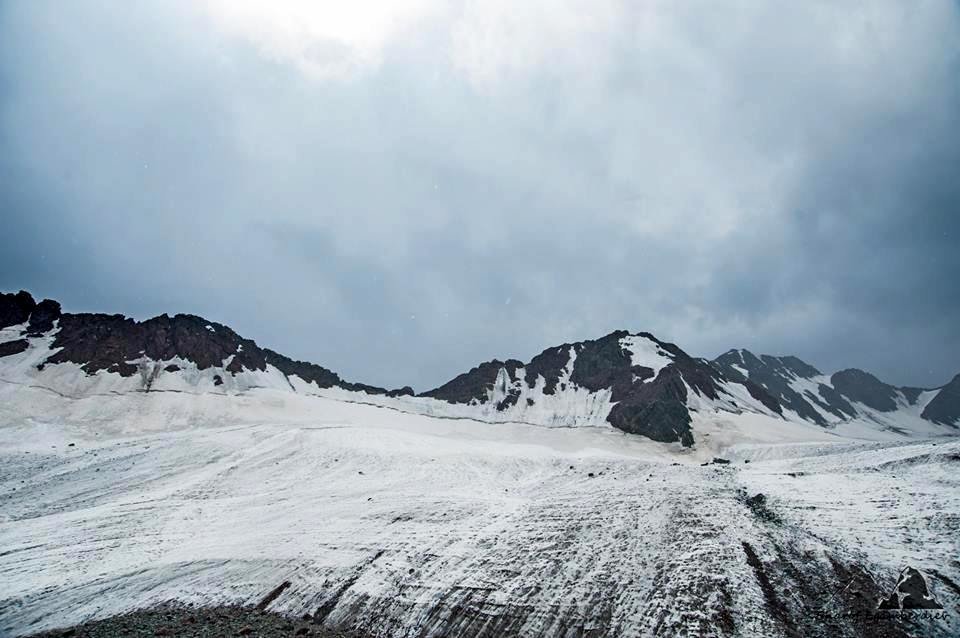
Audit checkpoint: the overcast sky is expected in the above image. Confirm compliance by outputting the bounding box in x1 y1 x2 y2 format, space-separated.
2 1 959 391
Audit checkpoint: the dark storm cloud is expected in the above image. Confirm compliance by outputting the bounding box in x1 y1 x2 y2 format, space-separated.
1 1 959 390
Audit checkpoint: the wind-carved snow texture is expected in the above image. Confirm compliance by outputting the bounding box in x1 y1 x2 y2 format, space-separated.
0 384 958 637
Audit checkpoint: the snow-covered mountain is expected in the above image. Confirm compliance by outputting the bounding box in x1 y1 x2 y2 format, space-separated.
0 290 414 399
413 337 960 445
712 349 959 434
3 289 960 637
416 331 782 446
1 290 957 449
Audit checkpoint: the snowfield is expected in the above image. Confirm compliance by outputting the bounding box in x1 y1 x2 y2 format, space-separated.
1 384 959 637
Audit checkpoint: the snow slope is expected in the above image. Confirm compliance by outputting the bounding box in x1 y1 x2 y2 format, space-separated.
1 386 958 637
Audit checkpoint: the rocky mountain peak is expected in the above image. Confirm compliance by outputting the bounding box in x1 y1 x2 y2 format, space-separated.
713 348 960 429
712 349 838 424
829 368 899 413
0 290 410 397
0 290 62 336
421 330 781 447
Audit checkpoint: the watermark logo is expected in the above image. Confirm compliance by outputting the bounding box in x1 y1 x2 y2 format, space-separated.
877 567 943 611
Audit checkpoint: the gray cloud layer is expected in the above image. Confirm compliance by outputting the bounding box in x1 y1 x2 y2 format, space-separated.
2 1 959 390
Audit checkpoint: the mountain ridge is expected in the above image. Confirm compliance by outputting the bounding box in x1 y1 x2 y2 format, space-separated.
1 289 957 446
710 348 950 429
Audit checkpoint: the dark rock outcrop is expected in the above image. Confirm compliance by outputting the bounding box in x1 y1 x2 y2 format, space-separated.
422 331 780 447
814 383 857 418
712 350 837 424
830 368 899 412
0 290 37 329
522 345 572 395
26 299 62 336
900 386 925 405
420 359 524 404
0 291 62 335
570 331 649 393
0 339 30 358
607 365 695 446
921 374 960 426
712 350 938 425
45 312 268 375
261 349 395 394
0 291 404 397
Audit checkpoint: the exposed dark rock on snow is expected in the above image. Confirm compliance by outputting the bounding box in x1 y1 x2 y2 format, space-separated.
922 374 960 426
0 290 37 329
901 386 926 405
256 581 293 611
44 311 265 375
814 383 858 418
713 348 960 428
261 349 397 395
606 366 695 446
713 350 837 424
0 291 405 397
0 339 29 358
422 331 782 447
522 344 572 394
420 359 525 404
831 368 899 412
25 299 61 336
0 291 62 337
